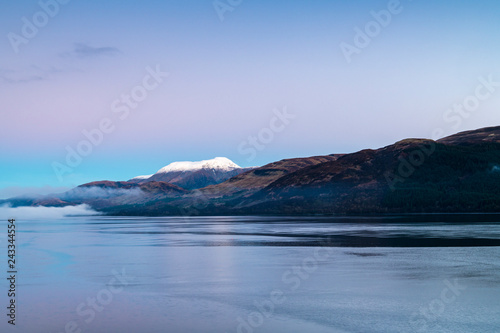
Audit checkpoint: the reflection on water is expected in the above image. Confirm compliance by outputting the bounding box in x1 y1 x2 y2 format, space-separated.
3 215 500 333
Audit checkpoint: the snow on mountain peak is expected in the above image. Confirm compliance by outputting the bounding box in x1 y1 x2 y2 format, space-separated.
130 174 153 181
156 157 241 174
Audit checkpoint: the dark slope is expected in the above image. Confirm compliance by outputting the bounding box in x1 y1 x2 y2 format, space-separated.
4 126 500 216
112 126 500 216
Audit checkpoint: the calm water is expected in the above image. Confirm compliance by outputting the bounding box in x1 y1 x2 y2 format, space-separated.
2 215 500 333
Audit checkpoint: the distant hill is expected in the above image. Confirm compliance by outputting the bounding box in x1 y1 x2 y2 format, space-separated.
129 157 255 190
3 126 500 216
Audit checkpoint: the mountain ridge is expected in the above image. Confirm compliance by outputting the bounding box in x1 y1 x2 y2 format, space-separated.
128 157 256 189
3 126 500 215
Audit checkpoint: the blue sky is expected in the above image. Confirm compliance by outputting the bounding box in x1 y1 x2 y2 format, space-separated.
1 0 500 197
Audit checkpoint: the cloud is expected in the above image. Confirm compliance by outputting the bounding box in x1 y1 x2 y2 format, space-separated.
62 43 121 58
0 67 45 84
0 66 63 84
0 204 99 220
0 185 72 200
60 186 144 200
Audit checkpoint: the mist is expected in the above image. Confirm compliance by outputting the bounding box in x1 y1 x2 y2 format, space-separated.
60 186 144 200
0 204 99 220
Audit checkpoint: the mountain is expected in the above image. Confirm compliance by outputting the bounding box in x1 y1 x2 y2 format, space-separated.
229 128 500 215
129 157 256 190
3 126 500 216
129 175 153 182
0 181 190 209
437 126 500 146
100 126 500 216
200 155 343 198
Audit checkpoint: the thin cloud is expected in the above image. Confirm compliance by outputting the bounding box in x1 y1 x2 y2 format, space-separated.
60 186 144 200
0 75 44 84
0 66 62 84
62 43 121 58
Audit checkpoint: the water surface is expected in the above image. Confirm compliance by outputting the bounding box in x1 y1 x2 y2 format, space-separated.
2 215 500 333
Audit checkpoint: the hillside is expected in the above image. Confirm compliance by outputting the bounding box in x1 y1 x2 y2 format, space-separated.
4 126 500 216
101 126 500 216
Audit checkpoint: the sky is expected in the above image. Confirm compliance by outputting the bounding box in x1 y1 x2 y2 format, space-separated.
1 0 500 198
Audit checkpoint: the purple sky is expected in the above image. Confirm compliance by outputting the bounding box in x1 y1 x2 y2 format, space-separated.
1 0 500 198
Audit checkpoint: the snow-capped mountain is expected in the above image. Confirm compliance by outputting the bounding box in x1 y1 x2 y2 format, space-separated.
129 157 256 190
129 174 153 182
156 157 240 173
